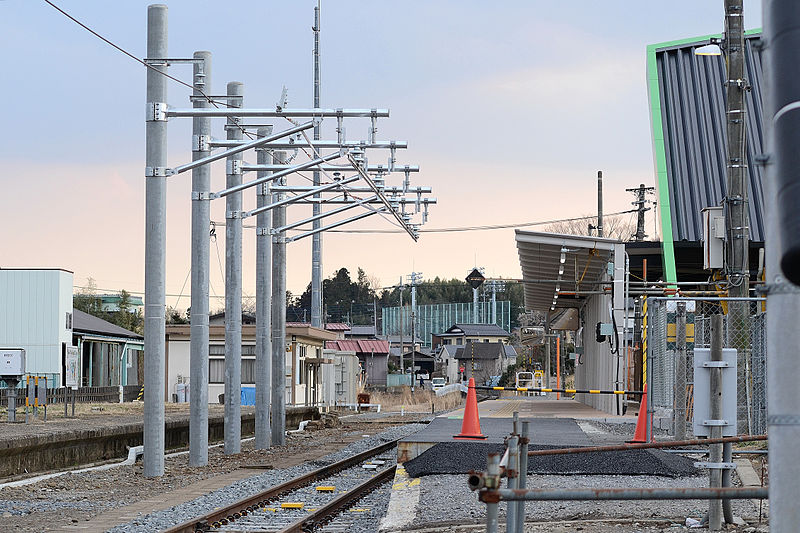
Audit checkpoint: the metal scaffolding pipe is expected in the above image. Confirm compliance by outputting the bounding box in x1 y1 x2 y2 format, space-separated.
526 435 767 457
171 121 313 175
166 108 389 118
143 3 168 478
189 50 211 467
223 81 244 455
482 487 767 502
270 185 429 194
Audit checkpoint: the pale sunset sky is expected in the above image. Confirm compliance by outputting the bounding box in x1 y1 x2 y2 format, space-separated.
0 1 763 308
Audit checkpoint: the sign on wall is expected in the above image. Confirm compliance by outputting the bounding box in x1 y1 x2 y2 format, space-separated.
65 346 79 390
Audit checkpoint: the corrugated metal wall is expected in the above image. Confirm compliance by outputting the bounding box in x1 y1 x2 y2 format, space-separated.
654 33 765 242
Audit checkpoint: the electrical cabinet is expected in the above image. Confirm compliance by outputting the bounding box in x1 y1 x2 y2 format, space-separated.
0 348 25 377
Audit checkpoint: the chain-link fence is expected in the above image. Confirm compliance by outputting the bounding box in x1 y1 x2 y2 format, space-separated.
646 297 767 437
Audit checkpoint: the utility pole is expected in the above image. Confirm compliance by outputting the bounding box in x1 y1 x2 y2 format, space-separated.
224 81 244 455
254 126 273 450
763 2 800 528
271 151 288 446
311 1 323 328
597 170 604 238
189 50 211 466
723 0 751 435
724 0 750 299
143 4 168 478
626 183 655 242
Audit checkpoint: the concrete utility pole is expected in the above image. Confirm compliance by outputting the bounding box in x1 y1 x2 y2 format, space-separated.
597 170 604 238
763 2 800 529
626 184 654 242
143 3 168 478
722 0 752 436
311 1 323 328
255 127 273 450
224 81 244 455
189 50 211 467
725 0 750 299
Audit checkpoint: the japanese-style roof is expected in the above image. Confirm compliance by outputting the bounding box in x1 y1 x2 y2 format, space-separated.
325 323 351 331
454 342 506 360
72 309 143 341
326 339 390 354
439 323 510 337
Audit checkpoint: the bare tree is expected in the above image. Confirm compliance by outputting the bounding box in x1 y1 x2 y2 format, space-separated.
545 213 636 241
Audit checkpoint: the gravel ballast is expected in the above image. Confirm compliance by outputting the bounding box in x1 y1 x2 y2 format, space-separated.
403 442 699 478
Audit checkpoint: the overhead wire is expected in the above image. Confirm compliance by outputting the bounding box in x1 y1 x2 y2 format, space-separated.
208 209 638 234
43 0 258 139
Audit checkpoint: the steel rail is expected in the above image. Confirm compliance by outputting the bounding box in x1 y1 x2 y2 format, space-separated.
162 439 398 533
276 465 397 533
526 434 767 457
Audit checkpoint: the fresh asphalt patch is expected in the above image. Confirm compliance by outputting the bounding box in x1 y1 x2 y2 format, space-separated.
402 441 699 478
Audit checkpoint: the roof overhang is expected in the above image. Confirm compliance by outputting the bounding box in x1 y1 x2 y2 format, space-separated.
515 230 623 312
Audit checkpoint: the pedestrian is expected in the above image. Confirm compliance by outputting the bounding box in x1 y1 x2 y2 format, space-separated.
419 374 425 389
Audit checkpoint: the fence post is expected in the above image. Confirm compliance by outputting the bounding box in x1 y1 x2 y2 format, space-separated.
674 302 687 440
515 420 529 532
709 313 724 530
486 453 500 533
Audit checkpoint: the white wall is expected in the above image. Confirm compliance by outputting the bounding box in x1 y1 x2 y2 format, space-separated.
167 339 191 402
0 269 73 386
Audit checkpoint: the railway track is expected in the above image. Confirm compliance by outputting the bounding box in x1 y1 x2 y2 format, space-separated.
164 439 399 533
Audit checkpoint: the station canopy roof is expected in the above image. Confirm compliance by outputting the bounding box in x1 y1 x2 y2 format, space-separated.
515 230 621 312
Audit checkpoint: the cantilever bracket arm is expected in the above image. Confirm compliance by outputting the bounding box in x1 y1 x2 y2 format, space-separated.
286 208 387 243
169 121 313 175
273 195 380 234
243 175 361 218
346 153 419 242
214 150 346 200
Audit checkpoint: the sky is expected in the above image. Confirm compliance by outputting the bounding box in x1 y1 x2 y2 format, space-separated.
0 1 763 309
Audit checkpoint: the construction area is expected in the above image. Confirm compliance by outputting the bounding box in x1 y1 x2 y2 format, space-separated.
3 1 800 532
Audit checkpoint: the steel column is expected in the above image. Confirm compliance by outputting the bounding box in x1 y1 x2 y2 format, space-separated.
224 81 244 454
189 50 211 467
271 151 288 446
255 127 273 450
143 3 168 478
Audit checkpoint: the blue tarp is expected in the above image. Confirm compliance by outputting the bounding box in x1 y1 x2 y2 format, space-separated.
241 387 256 406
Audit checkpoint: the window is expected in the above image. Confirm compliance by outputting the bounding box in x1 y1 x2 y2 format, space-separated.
443 339 451 345
484 339 490 343
208 343 257 384
209 359 224 383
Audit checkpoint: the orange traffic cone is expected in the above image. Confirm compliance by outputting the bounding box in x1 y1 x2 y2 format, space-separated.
627 384 653 443
454 378 487 440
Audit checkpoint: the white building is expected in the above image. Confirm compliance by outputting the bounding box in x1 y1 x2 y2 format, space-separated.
0 268 74 387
